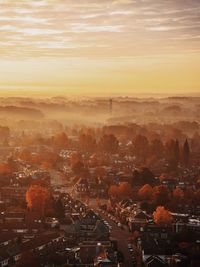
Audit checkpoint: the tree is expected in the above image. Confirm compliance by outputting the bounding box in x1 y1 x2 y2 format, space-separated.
150 138 164 159
52 132 68 149
173 187 184 202
108 185 119 199
30 150 60 168
0 162 12 175
118 182 133 199
132 167 155 186
96 197 101 207
89 154 100 167
55 197 65 219
165 139 179 171
193 189 200 206
72 160 85 176
134 135 149 163
79 133 96 152
41 161 53 170
191 132 200 153
184 187 194 205
139 167 155 184
159 173 168 182
85 195 90 205
108 182 133 200
182 139 190 167
153 206 173 227
196 178 200 189
26 185 50 216
95 166 106 177
69 152 82 166
19 149 32 162
138 184 153 201
15 250 40 267
0 126 10 144
99 134 119 154
152 185 170 206
174 139 180 163
132 169 140 185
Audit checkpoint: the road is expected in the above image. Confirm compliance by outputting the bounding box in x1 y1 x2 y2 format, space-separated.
50 171 138 266
97 209 134 267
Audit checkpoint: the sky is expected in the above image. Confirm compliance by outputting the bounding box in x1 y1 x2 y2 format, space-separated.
0 0 200 96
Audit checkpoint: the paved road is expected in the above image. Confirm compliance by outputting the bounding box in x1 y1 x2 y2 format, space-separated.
97 209 134 267
50 173 137 266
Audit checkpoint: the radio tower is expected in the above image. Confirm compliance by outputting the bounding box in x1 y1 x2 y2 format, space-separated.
109 98 113 114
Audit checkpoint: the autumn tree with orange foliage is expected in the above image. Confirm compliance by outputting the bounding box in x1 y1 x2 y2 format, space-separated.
18 149 60 169
99 134 119 154
153 206 173 227
193 189 200 206
79 133 96 152
89 154 100 167
152 185 170 206
173 187 184 202
95 166 106 178
108 182 133 200
26 185 50 216
169 187 185 209
69 152 82 167
72 160 86 177
96 197 101 207
18 149 32 162
41 161 53 170
159 173 168 182
52 132 68 149
0 162 12 175
108 185 119 199
134 134 149 163
138 184 153 201
118 182 133 198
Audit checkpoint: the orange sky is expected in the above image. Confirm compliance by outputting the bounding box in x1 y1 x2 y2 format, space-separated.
0 0 200 95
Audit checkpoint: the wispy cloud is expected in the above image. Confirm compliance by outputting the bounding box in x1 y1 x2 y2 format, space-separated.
69 23 123 33
0 0 199 58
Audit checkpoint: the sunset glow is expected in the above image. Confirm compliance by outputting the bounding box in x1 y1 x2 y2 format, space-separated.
0 0 200 95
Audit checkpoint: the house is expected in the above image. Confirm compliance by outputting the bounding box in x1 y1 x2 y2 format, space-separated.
143 224 171 240
82 210 102 224
0 221 43 235
93 220 110 240
0 187 27 203
78 241 116 266
74 178 89 196
142 234 172 264
74 210 109 241
0 232 64 267
144 255 168 267
0 233 18 247
4 212 25 223
128 210 151 231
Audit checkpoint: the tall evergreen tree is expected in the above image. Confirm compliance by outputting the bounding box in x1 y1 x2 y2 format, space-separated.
183 139 190 167
166 139 179 171
174 139 180 163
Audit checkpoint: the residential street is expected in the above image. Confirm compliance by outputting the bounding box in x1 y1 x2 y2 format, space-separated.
97 209 135 267
52 173 139 267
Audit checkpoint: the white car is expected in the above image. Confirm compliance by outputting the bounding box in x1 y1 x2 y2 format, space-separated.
128 243 132 249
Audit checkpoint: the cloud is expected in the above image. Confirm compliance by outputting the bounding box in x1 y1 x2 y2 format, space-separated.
112 0 133 5
0 16 49 24
148 25 200 32
0 0 199 58
69 23 123 33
